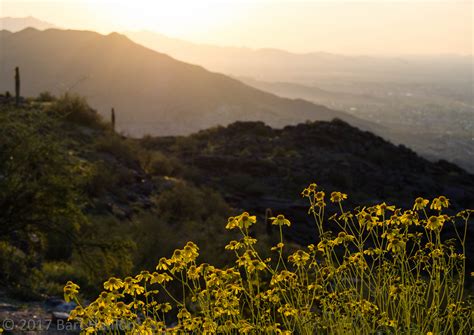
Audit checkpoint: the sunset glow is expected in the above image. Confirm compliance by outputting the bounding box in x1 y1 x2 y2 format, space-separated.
2 0 472 54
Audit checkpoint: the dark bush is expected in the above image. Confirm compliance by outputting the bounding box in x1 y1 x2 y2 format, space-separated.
49 93 104 128
139 150 182 176
94 135 139 167
37 91 56 102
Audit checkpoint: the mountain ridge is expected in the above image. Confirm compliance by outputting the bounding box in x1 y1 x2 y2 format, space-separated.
141 118 474 255
124 30 473 83
0 16 58 32
0 28 371 136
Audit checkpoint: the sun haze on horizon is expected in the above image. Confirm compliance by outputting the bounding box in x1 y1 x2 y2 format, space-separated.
2 0 472 55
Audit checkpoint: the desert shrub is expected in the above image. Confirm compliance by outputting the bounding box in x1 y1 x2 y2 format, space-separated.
65 184 472 334
0 241 29 287
0 105 134 298
139 150 182 176
70 241 135 294
0 106 90 295
0 241 50 299
94 135 138 167
84 161 119 197
49 93 103 128
65 215 137 295
154 184 212 223
132 186 232 271
0 108 89 235
37 91 56 102
36 262 89 296
42 262 82 287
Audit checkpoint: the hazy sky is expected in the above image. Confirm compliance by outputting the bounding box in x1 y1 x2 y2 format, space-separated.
2 0 472 55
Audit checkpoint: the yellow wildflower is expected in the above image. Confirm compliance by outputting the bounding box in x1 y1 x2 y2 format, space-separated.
122 277 145 295
315 191 325 201
177 308 191 319
271 214 291 226
430 248 444 258
133 324 154 335
383 229 406 253
301 188 311 197
238 212 256 229
330 191 347 203
225 216 238 229
375 202 395 216
187 265 201 280
243 236 257 246
357 210 379 229
413 197 429 210
278 304 298 317
431 196 450 211
225 240 243 250
426 215 445 231
183 241 199 261
103 277 123 291
150 272 173 285
288 250 310 267
156 257 173 271
387 238 405 253
271 242 285 251
135 271 153 282
389 285 403 298
400 210 418 226
363 248 383 256
158 303 172 313
64 281 80 303
84 327 95 334
203 318 218 333
226 212 256 229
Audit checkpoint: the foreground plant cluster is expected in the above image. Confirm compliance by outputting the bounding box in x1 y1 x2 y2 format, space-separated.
64 184 472 334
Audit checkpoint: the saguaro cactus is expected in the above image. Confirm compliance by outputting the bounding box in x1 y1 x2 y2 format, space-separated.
15 67 20 106
265 208 273 236
111 107 116 131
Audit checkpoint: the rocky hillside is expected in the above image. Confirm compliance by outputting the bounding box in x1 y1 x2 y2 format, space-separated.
142 119 474 248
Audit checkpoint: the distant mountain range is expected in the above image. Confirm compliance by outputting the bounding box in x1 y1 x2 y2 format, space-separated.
3 17 469 84
124 30 473 84
0 28 370 136
0 16 58 32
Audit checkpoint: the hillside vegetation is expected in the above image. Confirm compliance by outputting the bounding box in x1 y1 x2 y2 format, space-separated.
141 120 474 261
0 95 233 298
0 93 472 308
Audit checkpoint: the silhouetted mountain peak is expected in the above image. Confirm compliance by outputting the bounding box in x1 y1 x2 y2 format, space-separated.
106 31 132 42
18 26 40 33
